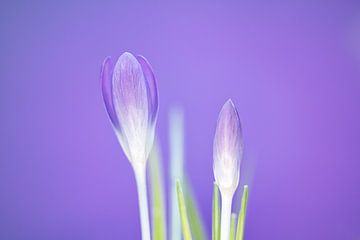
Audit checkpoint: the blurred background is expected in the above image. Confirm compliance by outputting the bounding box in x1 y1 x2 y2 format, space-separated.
1 0 360 239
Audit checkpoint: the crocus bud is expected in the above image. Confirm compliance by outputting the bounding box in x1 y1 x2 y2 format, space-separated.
101 52 159 168
213 99 243 195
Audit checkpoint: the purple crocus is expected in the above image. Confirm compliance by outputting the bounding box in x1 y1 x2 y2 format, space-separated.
213 99 243 194
101 52 158 240
213 99 243 240
101 52 159 167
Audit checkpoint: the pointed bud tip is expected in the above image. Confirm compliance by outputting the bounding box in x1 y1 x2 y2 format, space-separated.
223 99 237 112
117 52 138 64
221 99 241 126
226 98 234 105
121 51 134 57
218 99 241 128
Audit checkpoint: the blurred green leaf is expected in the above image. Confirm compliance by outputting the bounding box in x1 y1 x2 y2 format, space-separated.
149 142 166 240
184 178 208 240
230 213 237 240
212 183 220 240
176 180 192 240
236 185 249 240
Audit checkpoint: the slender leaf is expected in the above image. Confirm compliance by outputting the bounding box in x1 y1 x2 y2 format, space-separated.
236 185 249 240
176 180 192 240
184 177 208 240
230 213 237 240
212 183 220 240
149 141 166 240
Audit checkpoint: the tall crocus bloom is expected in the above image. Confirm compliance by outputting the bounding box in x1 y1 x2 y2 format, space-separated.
213 99 243 240
101 52 159 240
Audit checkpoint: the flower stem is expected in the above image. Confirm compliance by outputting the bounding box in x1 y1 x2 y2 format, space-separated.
220 193 233 240
134 166 151 240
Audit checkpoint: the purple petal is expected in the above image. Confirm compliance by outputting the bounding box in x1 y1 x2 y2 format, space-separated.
214 99 243 166
136 55 159 125
101 57 119 127
112 52 148 122
112 52 149 163
213 99 243 191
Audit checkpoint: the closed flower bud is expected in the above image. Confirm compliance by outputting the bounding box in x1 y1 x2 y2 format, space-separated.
101 52 159 168
213 99 243 195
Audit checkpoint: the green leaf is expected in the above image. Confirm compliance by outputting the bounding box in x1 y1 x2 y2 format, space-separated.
176 180 192 240
149 142 166 240
184 178 208 240
236 185 249 240
212 183 220 240
230 213 237 240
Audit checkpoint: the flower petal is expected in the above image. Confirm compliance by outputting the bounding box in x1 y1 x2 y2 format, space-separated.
112 52 149 163
101 57 119 127
213 99 243 192
136 55 159 125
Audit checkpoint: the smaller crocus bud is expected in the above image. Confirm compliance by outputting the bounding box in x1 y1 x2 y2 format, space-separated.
213 99 243 240
101 52 158 240
213 99 243 195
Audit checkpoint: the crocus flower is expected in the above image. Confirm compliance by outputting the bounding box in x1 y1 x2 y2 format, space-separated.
101 52 159 240
213 99 243 240
101 52 159 168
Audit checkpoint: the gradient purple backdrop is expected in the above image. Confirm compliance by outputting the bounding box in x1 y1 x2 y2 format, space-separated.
1 0 360 239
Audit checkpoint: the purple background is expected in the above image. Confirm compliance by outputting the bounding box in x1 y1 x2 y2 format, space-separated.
1 0 360 239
